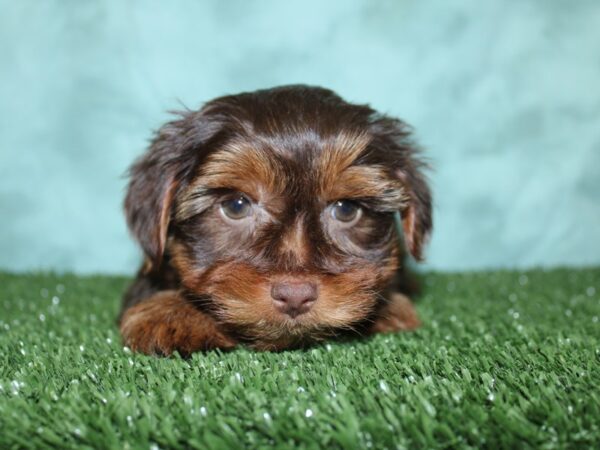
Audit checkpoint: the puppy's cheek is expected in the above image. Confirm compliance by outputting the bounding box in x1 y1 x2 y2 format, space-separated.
311 290 375 328
201 262 275 323
211 291 276 326
169 253 278 329
169 240 210 292
312 266 385 327
380 252 400 281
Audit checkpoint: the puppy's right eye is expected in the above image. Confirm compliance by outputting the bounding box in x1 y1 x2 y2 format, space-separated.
221 195 252 220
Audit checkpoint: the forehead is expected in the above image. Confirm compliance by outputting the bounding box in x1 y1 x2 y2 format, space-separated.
195 129 401 200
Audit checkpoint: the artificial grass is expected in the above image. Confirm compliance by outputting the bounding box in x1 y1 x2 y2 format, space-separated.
0 268 599 449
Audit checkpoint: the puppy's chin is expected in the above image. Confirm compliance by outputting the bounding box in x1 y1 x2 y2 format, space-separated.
181 260 388 347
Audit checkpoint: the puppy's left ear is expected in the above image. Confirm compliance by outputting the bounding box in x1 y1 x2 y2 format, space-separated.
370 116 433 260
396 164 432 261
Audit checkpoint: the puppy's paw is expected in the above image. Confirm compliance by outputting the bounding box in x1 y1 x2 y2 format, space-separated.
120 290 236 356
370 293 421 334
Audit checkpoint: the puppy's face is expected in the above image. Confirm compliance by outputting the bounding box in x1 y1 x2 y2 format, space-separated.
125 86 432 347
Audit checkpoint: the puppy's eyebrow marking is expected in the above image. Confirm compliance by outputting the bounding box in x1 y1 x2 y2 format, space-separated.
328 165 408 210
317 129 372 194
318 129 372 181
202 139 283 193
316 130 406 209
176 140 284 220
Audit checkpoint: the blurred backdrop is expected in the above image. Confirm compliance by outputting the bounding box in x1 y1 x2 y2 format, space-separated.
1 0 599 274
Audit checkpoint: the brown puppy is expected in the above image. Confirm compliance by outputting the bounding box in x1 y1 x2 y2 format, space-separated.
120 85 432 355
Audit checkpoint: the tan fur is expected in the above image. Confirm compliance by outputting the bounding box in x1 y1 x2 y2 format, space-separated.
327 165 407 206
184 259 397 349
317 130 372 196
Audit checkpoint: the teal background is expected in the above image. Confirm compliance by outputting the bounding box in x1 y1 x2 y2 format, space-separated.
1 0 599 274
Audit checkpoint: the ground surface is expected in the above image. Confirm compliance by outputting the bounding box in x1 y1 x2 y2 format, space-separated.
0 268 599 449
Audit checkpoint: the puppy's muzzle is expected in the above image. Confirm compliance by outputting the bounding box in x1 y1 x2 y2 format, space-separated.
271 281 317 318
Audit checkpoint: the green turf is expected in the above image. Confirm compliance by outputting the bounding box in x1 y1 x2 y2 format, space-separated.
0 268 599 449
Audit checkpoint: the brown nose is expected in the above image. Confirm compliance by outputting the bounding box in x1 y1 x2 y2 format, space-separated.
271 281 317 318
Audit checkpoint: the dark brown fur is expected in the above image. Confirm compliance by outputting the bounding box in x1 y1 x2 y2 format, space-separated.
120 85 432 356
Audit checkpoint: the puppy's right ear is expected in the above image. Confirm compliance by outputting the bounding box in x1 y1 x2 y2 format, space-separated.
124 112 219 270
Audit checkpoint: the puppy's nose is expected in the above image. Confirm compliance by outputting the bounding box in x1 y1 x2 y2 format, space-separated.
271 281 317 318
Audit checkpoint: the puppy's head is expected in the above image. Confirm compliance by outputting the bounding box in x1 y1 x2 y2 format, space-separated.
125 85 432 347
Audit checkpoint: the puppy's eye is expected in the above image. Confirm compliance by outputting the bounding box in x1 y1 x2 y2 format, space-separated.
331 200 361 223
221 195 252 220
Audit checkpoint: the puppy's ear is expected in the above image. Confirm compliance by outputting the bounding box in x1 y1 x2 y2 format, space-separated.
396 165 432 261
125 112 219 270
370 117 433 260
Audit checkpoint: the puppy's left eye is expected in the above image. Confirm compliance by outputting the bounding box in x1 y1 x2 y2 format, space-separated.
221 195 252 220
331 200 361 224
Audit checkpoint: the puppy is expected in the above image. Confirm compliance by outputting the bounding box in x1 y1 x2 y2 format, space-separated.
119 85 432 355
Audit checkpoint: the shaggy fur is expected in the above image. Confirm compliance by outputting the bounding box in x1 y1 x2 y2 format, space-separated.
119 85 432 355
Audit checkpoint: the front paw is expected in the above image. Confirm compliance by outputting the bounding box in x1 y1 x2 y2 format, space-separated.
120 290 236 356
370 293 421 334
